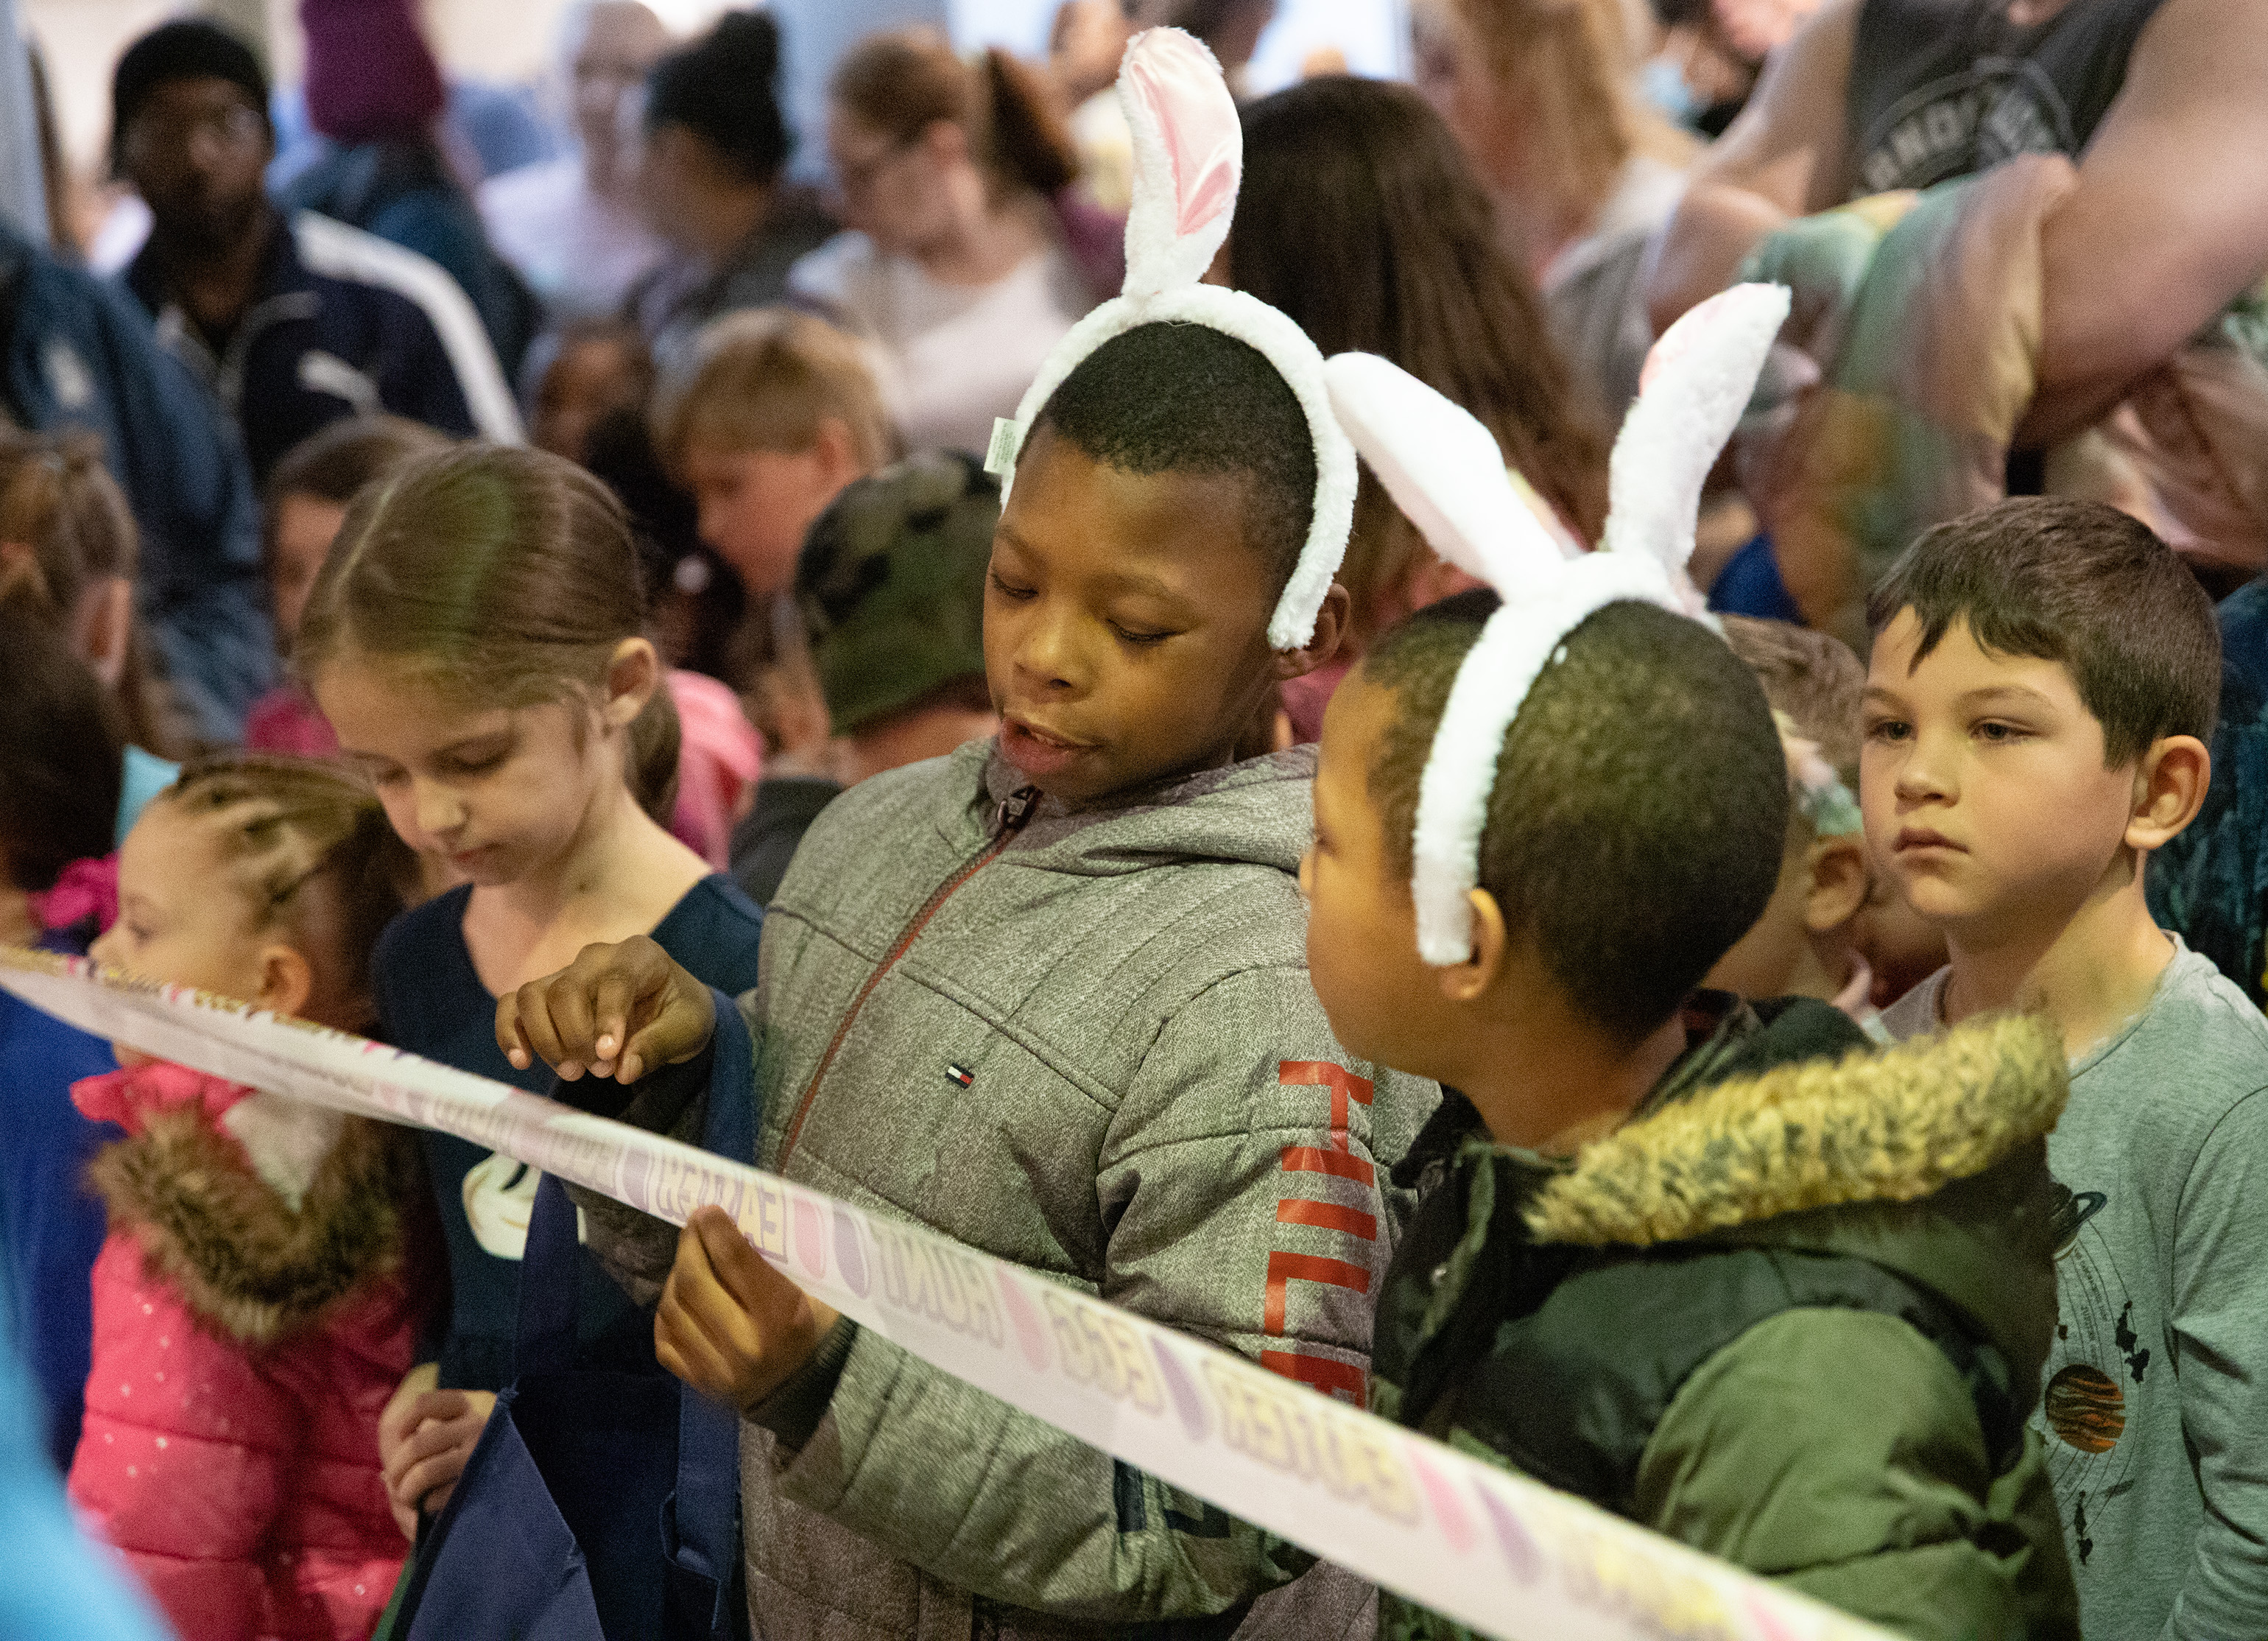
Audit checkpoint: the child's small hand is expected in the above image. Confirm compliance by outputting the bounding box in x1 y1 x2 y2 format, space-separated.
378 1373 496 1528
656 1205 839 1412
496 936 716 1083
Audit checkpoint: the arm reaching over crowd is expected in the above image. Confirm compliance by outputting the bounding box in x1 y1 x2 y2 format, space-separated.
1647 0 2268 450
2019 0 2268 446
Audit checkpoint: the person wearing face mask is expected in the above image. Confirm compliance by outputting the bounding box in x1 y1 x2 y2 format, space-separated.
788 29 1110 459
479 1 676 323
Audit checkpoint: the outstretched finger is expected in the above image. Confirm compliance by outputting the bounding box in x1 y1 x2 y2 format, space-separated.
495 991 535 1072
543 963 602 1079
511 978 580 1078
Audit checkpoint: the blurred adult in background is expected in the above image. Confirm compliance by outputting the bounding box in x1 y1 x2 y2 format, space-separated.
1412 0 1699 424
1644 0 1822 135
1050 0 1137 212
280 0 541 379
1225 74 1610 738
112 20 521 483
628 13 834 373
791 29 1106 457
2 214 271 742
1643 0 2268 637
479 1 675 321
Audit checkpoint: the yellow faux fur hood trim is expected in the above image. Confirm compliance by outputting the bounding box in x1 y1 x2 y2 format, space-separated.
1524 1013 2067 1248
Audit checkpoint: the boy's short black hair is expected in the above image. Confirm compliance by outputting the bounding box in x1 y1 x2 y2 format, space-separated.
1867 499 2221 765
1025 321 1315 591
1364 592 1789 1043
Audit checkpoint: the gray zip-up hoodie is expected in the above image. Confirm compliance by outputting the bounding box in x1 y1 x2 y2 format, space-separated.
577 739 1438 1641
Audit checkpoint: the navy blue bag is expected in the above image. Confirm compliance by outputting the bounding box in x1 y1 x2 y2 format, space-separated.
395 1000 753 1641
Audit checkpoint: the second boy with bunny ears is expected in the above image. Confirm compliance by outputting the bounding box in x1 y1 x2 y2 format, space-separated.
1306 301 2080 1639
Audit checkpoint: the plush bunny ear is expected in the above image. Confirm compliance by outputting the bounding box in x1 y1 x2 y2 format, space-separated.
996 28 1355 652
1118 29 1240 298
1600 283 1790 574
1323 352 1566 592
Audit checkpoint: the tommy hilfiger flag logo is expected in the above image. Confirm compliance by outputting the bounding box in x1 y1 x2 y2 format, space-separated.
945 1064 975 1089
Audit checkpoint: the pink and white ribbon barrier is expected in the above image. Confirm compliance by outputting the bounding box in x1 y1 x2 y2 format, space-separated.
0 946 1892 1641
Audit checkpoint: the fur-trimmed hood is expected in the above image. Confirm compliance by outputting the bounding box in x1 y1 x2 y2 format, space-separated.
1526 1011 2068 1246
1524 1009 2070 1381
76 1064 414 1345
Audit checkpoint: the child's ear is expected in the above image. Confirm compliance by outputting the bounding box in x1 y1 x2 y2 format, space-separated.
811 417 863 488
602 637 662 728
1272 583 1351 681
1436 886 1510 1005
1803 834 1870 934
255 943 315 1019
74 576 135 693
2129 734 2210 851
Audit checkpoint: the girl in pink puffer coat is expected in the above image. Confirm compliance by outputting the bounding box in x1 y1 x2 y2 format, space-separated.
69 756 434 1641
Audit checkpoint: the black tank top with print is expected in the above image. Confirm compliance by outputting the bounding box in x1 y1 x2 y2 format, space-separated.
1845 0 2169 197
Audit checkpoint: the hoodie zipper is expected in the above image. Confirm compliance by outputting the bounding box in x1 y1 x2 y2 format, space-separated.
777 787 1039 1167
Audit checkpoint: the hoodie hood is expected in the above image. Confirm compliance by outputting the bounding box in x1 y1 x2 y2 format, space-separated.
1526 1010 2069 1380
968 737 1316 877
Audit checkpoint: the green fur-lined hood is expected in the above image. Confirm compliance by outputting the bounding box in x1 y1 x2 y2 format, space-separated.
1526 1009 2070 1376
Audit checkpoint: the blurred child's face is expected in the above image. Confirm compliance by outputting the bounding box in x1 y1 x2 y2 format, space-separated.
314 654 619 890
985 430 1292 805
683 437 856 601
533 337 644 464
1297 673 1455 1078
92 804 270 1009
270 493 347 643
1862 611 2137 942
1850 868 1950 1006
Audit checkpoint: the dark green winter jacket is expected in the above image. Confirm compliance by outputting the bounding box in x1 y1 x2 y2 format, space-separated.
1372 997 2082 1641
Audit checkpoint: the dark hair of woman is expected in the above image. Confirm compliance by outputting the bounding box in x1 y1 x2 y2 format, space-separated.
831 30 1080 201
1229 76 1610 639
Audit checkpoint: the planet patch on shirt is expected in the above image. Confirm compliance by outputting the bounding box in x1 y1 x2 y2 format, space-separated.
2043 1363 2124 1454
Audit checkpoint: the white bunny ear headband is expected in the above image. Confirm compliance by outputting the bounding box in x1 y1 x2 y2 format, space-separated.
1323 284 1793 965
986 27 1357 651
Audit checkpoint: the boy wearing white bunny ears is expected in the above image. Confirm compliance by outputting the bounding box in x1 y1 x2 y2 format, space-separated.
1294 281 2077 1632
1303 592 2080 1640
487 28 1443 1640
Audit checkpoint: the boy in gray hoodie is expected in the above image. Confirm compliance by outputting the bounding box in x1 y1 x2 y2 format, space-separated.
499 317 1438 1640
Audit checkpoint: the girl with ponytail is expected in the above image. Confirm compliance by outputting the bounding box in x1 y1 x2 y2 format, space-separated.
792 28 1110 457
295 443 765 1534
